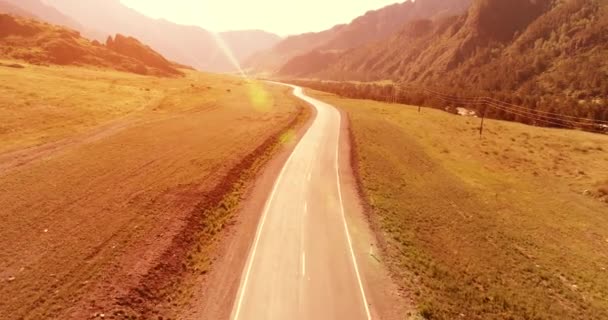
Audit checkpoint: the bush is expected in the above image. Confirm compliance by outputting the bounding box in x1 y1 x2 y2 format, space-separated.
419 303 436 320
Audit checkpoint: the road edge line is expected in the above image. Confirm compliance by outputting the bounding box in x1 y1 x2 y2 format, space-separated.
335 109 373 320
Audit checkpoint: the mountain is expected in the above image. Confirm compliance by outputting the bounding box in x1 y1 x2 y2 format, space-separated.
309 0 608 98
0 1 37 18
0 14 182 76
0 0 81 30
244 24 347 73
316 0 471 51
47 0 280 73
0 0 104 39
245 0 472 73
219 30 282 62
289 0 608 123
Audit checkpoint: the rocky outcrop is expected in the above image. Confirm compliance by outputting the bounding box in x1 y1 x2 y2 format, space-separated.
0 14 183 76
106 34 181 75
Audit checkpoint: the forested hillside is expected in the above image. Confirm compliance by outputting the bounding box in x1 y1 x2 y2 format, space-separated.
288 0 608 126
247 0 471 73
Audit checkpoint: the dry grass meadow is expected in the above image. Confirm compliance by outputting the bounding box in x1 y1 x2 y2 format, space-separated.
309 90 608 319
0 61 307 319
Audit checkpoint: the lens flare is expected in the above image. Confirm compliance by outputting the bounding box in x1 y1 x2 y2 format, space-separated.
207 33 274 113
247 80 273 113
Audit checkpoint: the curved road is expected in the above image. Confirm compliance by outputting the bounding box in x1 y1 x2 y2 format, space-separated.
230 85 372 320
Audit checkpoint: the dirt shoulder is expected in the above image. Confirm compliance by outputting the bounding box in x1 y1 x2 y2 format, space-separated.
337 109 414 320
181 94 315 320
72 85 312 320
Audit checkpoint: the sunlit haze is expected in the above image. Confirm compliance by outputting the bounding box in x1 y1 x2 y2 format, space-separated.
120 0 402 35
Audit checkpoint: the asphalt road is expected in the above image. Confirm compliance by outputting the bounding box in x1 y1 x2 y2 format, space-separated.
230 85 372 320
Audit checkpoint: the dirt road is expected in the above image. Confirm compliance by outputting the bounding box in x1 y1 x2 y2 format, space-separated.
231 85 372 320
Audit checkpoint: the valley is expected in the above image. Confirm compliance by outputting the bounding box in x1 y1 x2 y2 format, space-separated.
1 0 607 319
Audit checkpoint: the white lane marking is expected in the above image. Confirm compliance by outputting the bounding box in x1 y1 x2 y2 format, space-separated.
334 114 373 320
301 251 306 276
301 202 307 277
232 87 314 320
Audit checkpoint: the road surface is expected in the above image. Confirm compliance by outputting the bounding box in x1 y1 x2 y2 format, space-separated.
231 85 372 320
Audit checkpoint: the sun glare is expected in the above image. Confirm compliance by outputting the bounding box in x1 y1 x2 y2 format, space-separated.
247 80 273 113
211 33 248 77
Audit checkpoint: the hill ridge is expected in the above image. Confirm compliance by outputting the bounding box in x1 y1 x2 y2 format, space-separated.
0 14 183 76
47 0 281 72
246 0 471 73
285 0 608 123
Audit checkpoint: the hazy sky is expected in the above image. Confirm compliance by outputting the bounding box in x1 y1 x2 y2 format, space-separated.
120 0 403 36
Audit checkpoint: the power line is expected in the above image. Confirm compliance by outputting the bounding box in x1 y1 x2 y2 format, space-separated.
291 80 608 132
391 84 607 129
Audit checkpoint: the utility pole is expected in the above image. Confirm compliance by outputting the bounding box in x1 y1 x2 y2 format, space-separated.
393 86 399 104
480 108 486 137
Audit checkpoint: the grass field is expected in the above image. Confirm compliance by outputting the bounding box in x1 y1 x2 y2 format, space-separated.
0 59 230 154
309 90 608 319
0 61 307 319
